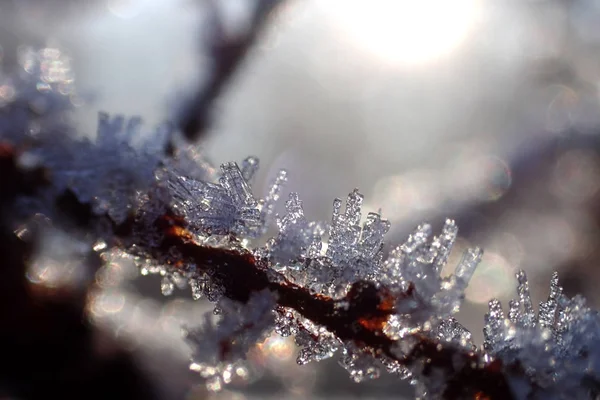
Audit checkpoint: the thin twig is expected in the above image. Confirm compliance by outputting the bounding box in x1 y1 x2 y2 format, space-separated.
178 0 284 140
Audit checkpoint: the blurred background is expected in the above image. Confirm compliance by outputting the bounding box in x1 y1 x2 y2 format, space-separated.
2 0 600 398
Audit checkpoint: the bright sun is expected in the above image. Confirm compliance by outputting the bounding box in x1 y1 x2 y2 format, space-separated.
320 0 480 65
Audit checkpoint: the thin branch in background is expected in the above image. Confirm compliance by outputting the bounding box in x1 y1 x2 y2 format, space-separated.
178 0 284 140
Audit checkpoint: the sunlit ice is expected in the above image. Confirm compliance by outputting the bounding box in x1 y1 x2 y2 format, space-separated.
320 0 480 65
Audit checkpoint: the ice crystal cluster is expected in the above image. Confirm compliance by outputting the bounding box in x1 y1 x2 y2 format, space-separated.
482 271 600 398
3 46 600 399
126 156 600 399
130 158 485 392
0 46 172 225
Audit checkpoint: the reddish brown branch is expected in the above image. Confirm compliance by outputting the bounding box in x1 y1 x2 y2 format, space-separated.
152 213 517 399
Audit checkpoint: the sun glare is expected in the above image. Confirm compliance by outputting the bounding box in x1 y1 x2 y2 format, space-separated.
321 0 479 65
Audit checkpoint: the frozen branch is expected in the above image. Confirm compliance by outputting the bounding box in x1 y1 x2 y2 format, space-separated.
2 40 600 400
129 210 514 399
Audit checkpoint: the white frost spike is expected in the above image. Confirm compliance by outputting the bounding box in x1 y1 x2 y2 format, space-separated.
430 219 458 273
185 290 277 390
453 247 482 289
306 189 393 291
508 299 520 325
339 342 382 382
168 159 284 238
380 247 406 284
538 272 561 330
295 328 341 365
168 175 238 234
344 188 363 225
278 192 305 232
380 356 412 380
188 274 222 302
435 317 475 350
400 223 432 255
167 161 263 236
331 198 342 230
219 162 257 208
381 219 480 327
258 169 288 234
514 270 536 327
190 278 204 300
274 308 298 337
327 189 363 263
538 272 563 345
359 212 391 259
54 112 169 224
266 192 322 266
478 273 600 396
483 299 507 352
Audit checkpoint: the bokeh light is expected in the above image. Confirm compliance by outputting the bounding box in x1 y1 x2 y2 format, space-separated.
464 251 515 303
552 149 600 204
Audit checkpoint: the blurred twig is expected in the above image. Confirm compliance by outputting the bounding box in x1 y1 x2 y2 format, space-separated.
178 0 284 140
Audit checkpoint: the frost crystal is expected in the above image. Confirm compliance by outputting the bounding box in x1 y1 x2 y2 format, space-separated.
481 270 600 397
0 46 172 224
274 307 298 337
339 342 382 383
267 189 393 297
382 220 482 328
125 159 489 392
295 326 341 365
435 317 475 350
167 158 287 237
263 192 325 268
185 289 277 390
55 113 171 223
325 190 391 284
